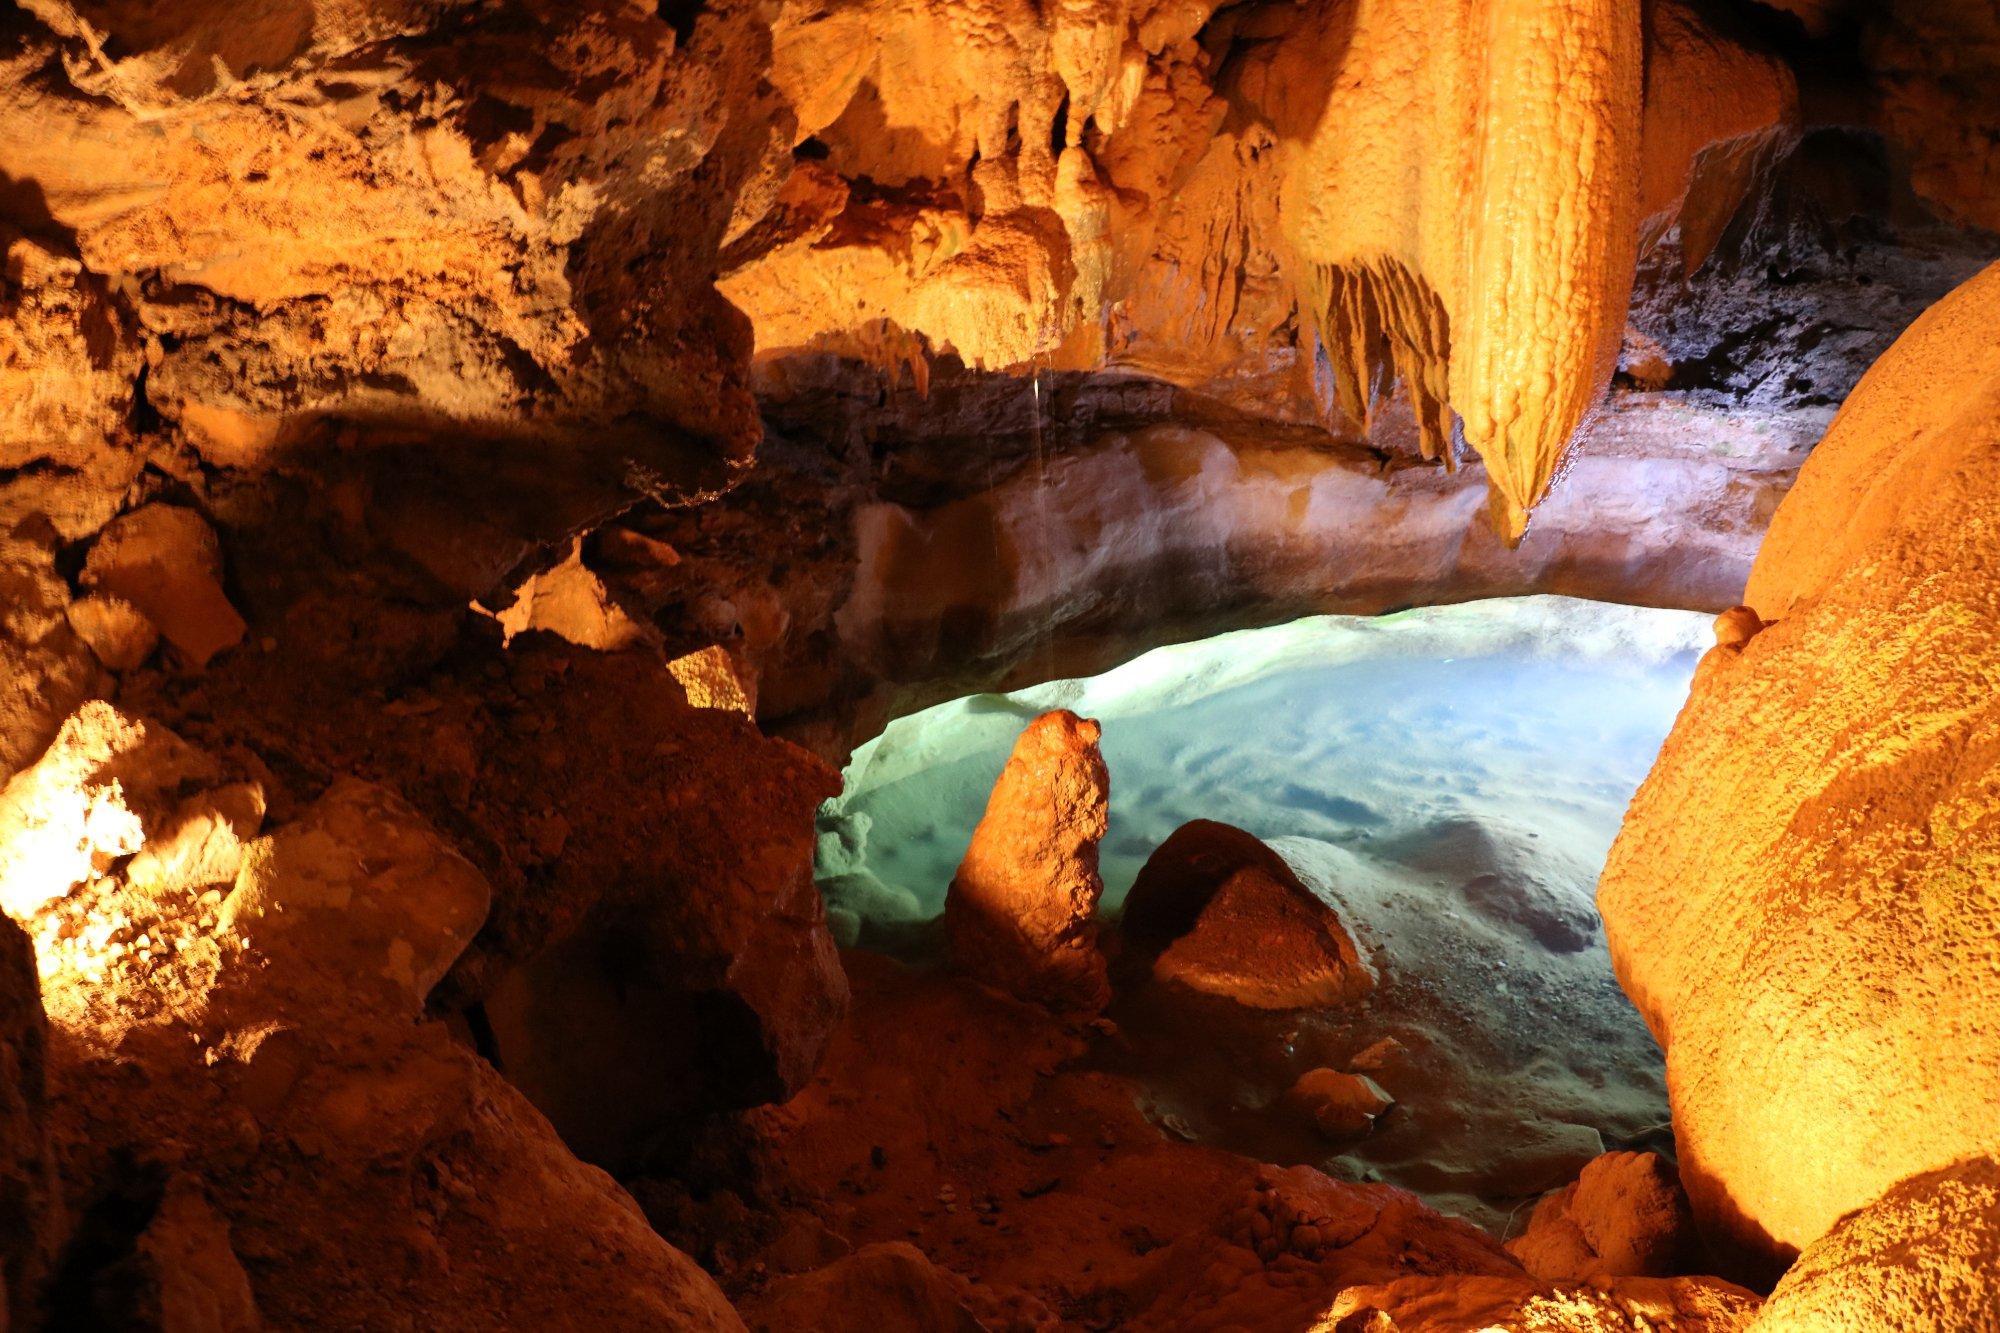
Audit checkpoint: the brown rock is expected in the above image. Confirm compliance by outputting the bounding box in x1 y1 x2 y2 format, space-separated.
219 778 492 1017
1506 1152 1695 1281
1754 1155 2000 1332
1710 604 1764 650
739 1242 984 1333
1285 1068 1394 1140
0 532 107 784
65 593 160 672
0 912 55 1331
1598 262 2000 1272
1326 1273 1761 1331
946 710 1111 1012
0 702 226 918
1123 820 1373 1010
82 505 246 671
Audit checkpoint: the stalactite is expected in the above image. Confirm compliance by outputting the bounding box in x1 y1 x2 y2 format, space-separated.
1286 0 1643 543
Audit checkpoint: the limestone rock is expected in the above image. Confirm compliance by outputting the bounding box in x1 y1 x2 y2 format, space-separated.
427 640 846 1167
739 1243 984 1333
1506 1152 1695 1281
1598 262 2000 1271
1281 0 1644 540
81 505 246 671
0 912 55 1332
1326 1273 1762 1331
65 593 159 672
1754 1155 2000 1331
1285 1067 1394 1140
945 710 1111 1011
0 701 226 919
0 532 107 785
220 778 492 1017
1122 820 1373 1009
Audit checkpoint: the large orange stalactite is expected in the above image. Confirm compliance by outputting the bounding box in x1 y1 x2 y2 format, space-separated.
1284 0 1643 543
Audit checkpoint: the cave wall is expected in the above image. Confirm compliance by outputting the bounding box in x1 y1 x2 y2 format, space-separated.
0 0 1997 1325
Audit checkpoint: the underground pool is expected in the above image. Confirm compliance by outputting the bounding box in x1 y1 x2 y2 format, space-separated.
816 594 1713 1230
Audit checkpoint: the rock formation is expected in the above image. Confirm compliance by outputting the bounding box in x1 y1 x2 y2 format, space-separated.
0 0 1993 1324
1506 1152 1696 1282
1122 819 1373 1009
1600 261 2000 1273
945 709 1112 1010
1753 1155 2000 1331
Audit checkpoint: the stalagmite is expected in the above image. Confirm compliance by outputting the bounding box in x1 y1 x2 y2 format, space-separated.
1283 0 1644 541
945 710 1111 1011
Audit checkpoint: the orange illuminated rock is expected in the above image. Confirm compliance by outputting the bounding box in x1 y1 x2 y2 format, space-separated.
946 710 1111 1011
81 504 245 671
1326 1273 1762 1331
1754 1155 2000 1332
1281 0 1644 541
1286 1067 1394 1139
65 593 158 672
0 533 106 783
1507 1151 1696 1281
1123 819 1374 1010
1599 262 2000 1271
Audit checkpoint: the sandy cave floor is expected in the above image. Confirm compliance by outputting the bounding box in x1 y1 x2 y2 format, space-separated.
815 596 1712 1233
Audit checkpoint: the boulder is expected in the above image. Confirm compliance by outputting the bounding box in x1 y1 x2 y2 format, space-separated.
738 1243 984 1333
945 710 1111 1011
81 504 246 671
0 531 106 784
1506 1152 1695 1281
1753 1155 2000 1331
65 594 159 672
1122 820 1372 1009
1285 1068 1394 1140
0 702 227 919
220 778 491 1017
1597 262 2000 1272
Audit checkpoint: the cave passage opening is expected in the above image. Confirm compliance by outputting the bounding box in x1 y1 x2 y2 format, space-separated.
816 594 1713 1228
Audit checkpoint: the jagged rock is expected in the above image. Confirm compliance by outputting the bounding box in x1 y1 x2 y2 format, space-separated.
739 1242 984 1333
0 912 55 1332
1598 262 2000 1272
417 640 849 1167
1711 604 1764 650
81 505 246 671
1506 1152 1695 1281
0 531 107 785
1325 1273 1761 1331
6 706 747 1329
945 710 1111 1012
220 779 492 1017
1754 1155 2000 1331
1285 1068 1394 1140
1122 820 1373 1009
0 702 226 919
1125 1164 1523 1329
65 593 158 672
